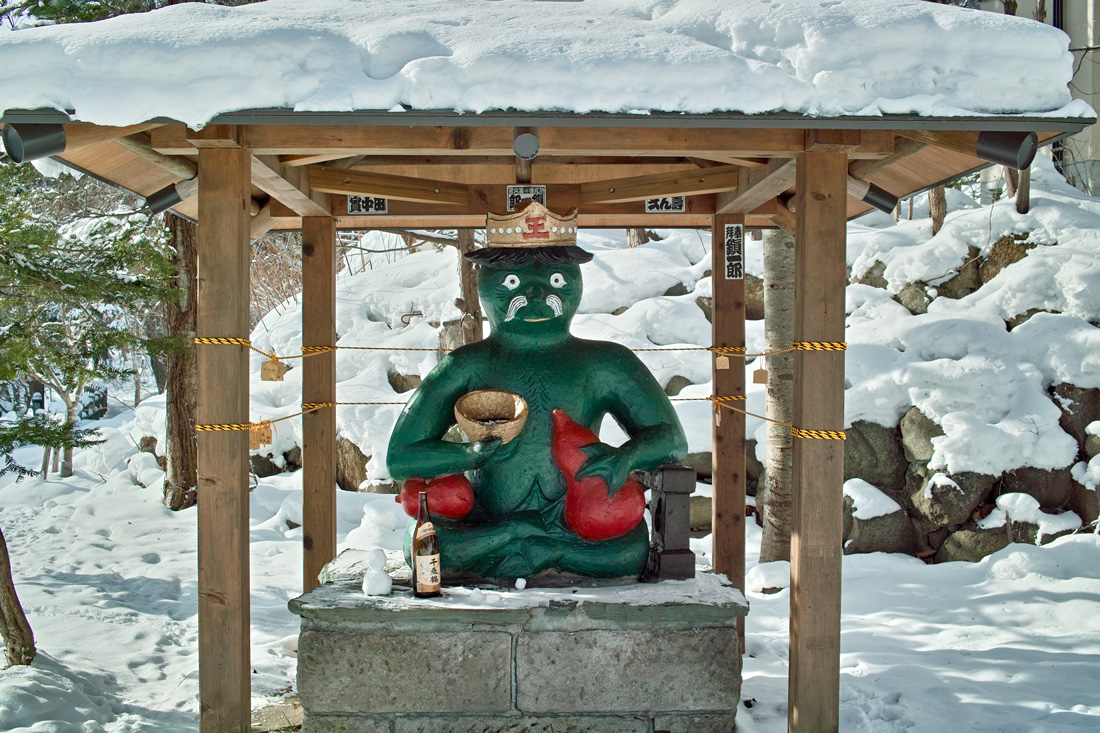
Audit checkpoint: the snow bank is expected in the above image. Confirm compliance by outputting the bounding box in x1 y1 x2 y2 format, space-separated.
0 0 1088 127
979 492 1082 541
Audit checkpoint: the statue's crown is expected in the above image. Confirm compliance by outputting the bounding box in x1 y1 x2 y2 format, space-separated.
486 200 578 248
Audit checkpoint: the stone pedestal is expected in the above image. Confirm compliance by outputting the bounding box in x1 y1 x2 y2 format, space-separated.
289 574 747 732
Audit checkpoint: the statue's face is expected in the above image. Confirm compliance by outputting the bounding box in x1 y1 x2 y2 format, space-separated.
479 261 583 336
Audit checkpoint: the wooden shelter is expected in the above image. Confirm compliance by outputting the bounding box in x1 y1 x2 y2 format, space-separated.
1 0 1093 724
1 108 1087 731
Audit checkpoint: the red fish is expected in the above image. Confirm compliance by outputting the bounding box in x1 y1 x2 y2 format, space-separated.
551 408 645 541
396 474 474 519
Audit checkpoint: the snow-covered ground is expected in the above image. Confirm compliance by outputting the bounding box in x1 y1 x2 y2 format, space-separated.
2 438 1099 732
2 156 1100 730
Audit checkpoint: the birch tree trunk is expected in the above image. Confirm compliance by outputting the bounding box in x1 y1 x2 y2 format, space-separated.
0 525 35 666
759 228 795 563
163 214 198 511
61 399 79 478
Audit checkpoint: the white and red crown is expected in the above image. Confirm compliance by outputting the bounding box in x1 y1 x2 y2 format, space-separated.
486 200 578 247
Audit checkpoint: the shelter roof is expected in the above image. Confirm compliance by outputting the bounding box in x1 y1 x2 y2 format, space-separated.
0 0 1093 230
0 0 1091 126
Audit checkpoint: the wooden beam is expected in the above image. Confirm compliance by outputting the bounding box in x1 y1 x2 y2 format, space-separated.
60 122 160 152
114 133 197 180
716 158 797 215
789 150 847 733
580 165 741 205
805 129 862 151
763 197 797 235
302 217 337 593
251 155 330 217
310 166 469 205
152 123 893 159
710 214 747 651
848 137 925 180
196 147 251 732
280 153 357 167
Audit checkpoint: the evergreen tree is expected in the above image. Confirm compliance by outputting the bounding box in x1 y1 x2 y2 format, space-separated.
0 159 174 477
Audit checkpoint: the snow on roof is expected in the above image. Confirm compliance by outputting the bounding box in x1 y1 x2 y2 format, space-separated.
0 0 1091 128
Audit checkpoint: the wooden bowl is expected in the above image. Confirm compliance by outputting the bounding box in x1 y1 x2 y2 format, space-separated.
454 389 528 444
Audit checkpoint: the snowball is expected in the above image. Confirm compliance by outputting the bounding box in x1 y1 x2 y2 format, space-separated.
515 578 527 590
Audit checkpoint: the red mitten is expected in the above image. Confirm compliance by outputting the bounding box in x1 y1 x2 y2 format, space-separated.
551 409 645 541
396 474 474 519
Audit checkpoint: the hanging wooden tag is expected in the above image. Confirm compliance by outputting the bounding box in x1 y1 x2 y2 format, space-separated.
753 368 768 384
249 423 273 450
261 359 286 382
716 355 730 370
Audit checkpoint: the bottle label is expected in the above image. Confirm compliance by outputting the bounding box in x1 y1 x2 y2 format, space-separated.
414 553 441 593
415 522 435 540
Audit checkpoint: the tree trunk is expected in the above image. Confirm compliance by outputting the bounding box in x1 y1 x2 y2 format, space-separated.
0 525 35 666
455 229 483 346
163 214 198 511
758 228 795 564
929 185 947 236
1016 167 1031 214
1003 167 1019 198
61 400 78 478
39 447 50 479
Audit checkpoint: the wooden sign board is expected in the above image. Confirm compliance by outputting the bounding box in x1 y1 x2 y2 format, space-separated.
348 195 388 214
645 196 686 213
723 223 744 280
507 185 547 211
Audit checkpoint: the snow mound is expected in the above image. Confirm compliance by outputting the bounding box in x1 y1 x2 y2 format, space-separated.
0 0 1087 126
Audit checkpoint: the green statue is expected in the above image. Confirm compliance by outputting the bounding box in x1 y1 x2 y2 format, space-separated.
387 202 687 581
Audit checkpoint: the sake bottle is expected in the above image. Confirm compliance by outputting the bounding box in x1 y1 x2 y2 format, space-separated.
412 491 442 598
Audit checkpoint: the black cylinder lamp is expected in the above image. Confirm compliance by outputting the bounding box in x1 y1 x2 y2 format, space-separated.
1 124 67 164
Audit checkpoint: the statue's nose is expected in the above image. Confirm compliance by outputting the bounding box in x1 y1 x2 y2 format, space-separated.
527 284 548 300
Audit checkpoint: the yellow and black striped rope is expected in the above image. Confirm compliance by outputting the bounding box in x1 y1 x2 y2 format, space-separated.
792 341 846 351
195 422 254 432
790 427 847 440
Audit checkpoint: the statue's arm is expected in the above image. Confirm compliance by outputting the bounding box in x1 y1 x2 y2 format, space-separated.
386 352 503 481
576 346 688 491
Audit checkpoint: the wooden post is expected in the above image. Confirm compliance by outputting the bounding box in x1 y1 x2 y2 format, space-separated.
710 214 747 650
302 216 337 592
196 147 251 732
788 150 847 733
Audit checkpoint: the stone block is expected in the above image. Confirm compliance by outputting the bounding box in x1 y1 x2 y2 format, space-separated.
843 495 920 556
844 420 907 503
653 713 738 733
516 628 740 713
394 714 651 733
304 714 392 733
911 471 994 528
298 629 512 714
934 522 1009 563
900 407 942 464
1000 466 1073 509
1069 480 1099 525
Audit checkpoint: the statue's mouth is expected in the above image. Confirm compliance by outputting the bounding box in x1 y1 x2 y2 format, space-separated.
505 294 565 323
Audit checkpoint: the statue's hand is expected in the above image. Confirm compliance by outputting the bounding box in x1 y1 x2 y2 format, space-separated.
576 442 634 497
468 436 520 468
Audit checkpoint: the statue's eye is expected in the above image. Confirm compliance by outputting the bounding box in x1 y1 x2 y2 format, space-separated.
502 274 521 290
550 273 566 288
